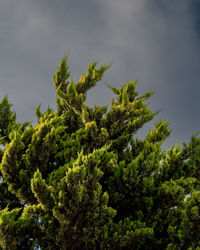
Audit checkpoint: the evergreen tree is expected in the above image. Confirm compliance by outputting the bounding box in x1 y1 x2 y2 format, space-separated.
0 55 200 249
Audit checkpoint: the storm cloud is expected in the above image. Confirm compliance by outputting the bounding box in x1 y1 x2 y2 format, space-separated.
0 0 200 148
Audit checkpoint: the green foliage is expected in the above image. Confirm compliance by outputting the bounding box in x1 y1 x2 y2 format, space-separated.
0 96 16 145
0 55 200 249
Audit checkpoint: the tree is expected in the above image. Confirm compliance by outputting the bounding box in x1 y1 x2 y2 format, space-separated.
0 56 200 249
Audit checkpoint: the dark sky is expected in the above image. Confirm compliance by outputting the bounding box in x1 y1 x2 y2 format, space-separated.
1 0 200 148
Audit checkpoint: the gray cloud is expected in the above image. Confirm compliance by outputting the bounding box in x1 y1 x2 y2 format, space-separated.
98 0 200 146
0 0 200 148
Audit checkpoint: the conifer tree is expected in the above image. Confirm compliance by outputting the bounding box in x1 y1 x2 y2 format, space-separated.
0 55 200 249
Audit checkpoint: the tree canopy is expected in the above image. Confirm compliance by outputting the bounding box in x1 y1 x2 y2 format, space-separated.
0 56 200 249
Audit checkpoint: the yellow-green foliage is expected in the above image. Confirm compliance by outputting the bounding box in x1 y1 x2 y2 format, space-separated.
0 56 200 249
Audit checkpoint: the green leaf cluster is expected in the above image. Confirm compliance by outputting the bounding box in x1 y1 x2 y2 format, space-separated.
0 56 200 249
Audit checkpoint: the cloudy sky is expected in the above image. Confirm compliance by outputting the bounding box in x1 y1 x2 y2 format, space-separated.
1 0 200 148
